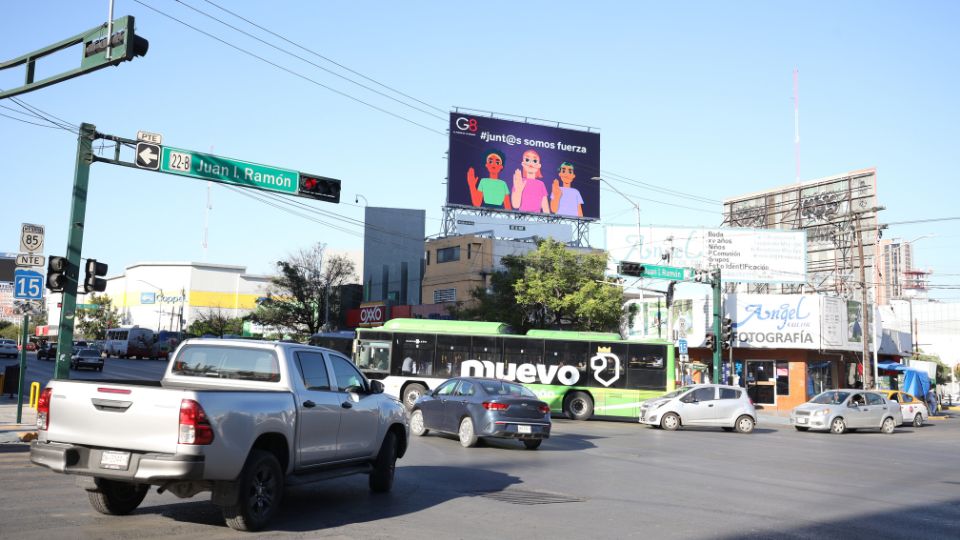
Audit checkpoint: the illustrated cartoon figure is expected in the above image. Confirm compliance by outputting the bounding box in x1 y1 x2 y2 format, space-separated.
510 149 549 213
549 161 584 217
467 150 512 209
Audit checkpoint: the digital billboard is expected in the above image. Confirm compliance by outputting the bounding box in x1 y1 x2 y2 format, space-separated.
447 113 600 220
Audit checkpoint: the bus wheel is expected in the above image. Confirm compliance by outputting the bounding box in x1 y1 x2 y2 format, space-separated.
402 384 427 410
564 392 594 421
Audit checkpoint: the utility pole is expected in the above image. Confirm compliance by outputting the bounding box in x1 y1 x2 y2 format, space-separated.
54 123 96 380
712 270 722 384
855 213 871 389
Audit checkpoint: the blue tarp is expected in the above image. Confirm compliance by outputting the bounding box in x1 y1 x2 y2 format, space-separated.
878 361 931 399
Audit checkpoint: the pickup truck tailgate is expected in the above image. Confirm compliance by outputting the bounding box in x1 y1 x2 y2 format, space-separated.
45 381 185 454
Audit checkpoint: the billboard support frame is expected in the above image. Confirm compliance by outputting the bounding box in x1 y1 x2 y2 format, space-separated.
441 205 590 246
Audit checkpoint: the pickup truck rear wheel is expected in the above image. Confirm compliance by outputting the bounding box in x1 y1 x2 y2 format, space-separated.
87 478 149 515
369 431 398 493
222 450 284 532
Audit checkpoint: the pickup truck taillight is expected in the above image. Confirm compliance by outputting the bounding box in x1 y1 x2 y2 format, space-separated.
179 399 214 445
37 387 53 430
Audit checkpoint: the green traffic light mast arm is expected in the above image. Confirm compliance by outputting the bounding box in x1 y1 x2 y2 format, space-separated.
0 16 145 100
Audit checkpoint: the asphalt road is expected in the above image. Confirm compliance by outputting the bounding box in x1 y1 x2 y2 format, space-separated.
1 401 958 539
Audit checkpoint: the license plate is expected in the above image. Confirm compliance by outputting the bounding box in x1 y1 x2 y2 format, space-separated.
100 450 130 470
517 425 532 434
796 417 808 425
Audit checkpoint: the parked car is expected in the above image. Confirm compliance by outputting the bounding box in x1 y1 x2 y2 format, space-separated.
410 377 551 449
31 339 408 532
639 384 757 433
37 342 57 361
0 339 18 358
70 348 105 371
881 390 929 427
791 389 903 434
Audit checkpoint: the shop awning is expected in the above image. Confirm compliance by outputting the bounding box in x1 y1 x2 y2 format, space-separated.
878 361 930 399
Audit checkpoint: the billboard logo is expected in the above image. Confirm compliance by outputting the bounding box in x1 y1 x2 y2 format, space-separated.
455 117 477 132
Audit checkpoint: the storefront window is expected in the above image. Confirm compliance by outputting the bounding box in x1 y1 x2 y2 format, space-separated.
807 361 834 399
776 361 790 396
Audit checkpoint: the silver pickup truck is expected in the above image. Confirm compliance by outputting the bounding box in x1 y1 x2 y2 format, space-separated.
30 339 409 532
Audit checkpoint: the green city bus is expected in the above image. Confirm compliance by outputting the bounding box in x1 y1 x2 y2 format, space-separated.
353 318 675 421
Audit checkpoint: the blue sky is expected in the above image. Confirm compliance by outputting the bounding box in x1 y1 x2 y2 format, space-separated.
2 1 958 298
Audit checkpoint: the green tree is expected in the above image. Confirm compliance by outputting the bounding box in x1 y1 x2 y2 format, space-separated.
249 243 357 338
187 307 244 337
463 239 625 332
76 293 121 340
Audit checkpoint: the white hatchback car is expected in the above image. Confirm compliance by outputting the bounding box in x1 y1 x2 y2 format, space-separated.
640 384 758 433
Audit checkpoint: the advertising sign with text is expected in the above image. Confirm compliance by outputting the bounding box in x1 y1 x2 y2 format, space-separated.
606 225 807 284
447 113 600 220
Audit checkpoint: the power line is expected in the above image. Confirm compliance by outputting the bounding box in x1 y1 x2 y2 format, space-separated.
132 0 446 135
174 0 446 122
200 0 447 115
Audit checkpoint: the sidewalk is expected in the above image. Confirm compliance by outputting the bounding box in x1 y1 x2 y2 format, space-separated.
0 396 38 444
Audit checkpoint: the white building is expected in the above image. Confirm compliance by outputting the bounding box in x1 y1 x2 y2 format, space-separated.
44 261 272 335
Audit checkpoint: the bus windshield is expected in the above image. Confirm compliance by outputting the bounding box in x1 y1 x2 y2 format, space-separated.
356 340 390 372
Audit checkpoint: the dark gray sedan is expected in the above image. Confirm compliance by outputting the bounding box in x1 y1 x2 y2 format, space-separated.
410 377 551 449
70 348 104 371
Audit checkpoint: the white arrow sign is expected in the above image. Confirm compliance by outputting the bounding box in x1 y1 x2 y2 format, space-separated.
139 146 158 165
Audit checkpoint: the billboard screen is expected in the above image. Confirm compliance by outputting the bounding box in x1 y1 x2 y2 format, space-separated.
447 113 600 220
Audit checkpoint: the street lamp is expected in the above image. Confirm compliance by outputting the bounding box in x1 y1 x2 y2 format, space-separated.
592 176 642 255
138 279 164 334
355 194 368 206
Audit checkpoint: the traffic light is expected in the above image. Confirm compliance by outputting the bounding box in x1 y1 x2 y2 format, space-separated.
665 281 676 308
46 256 69 293
704 333 716 351
618 261 645 277
693 270 709 283
84 259 108 293
298 173 341 203
721 317 734 349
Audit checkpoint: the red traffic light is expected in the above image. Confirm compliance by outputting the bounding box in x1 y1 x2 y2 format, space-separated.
298 173 341 203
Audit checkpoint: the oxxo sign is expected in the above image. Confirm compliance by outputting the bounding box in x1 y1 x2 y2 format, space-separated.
359 304 387 327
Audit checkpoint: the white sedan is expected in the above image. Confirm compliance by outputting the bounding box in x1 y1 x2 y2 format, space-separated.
883 391 929 427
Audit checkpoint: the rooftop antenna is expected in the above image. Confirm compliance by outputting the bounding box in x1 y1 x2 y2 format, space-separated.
794 68 800 184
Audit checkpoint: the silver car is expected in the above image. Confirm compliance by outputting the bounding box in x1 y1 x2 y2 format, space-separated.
639 384 758 433
0 339 18 358
791 389 903 434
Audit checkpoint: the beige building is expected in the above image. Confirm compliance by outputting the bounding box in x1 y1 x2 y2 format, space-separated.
421 234 598 309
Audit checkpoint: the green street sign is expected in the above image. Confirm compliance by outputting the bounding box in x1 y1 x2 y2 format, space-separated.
641 264 689 280
159 147 298 195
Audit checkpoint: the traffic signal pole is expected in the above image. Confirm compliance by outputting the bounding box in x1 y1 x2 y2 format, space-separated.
16 314 29 423
53 123 95 380
712 270 722 384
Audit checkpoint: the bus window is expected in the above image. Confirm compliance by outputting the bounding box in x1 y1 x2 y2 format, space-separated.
503 338 544 366
356 340 390 372
470 336 501 363
626 343 667 390
544 340 588 368
397 334 435 376
436 334 470 378
589 343 628 389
